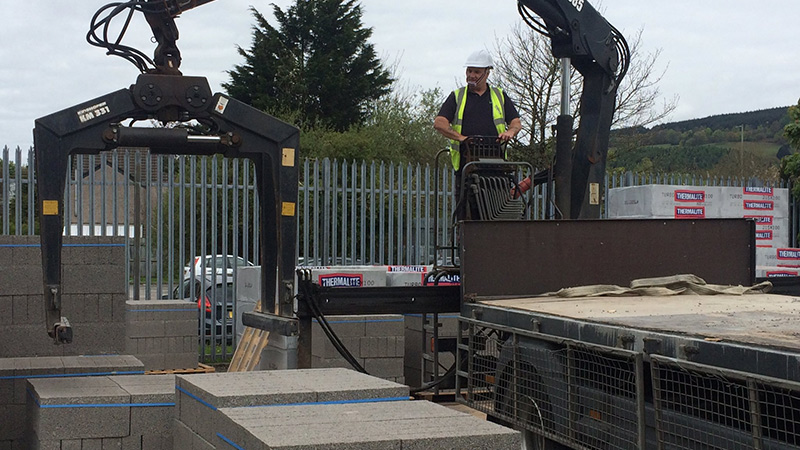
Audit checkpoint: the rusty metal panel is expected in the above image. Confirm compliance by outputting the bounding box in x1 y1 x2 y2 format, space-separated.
461 219 755 297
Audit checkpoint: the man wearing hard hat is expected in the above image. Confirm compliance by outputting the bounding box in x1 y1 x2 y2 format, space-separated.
434 49 523 173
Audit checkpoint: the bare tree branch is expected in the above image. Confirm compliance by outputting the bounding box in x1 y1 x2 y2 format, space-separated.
492 22 677 167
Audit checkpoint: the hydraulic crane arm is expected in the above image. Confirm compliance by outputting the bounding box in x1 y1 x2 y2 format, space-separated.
142 0 217 73
518 0 630 218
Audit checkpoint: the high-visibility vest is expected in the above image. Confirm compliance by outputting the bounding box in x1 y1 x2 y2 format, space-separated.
450 86 507 170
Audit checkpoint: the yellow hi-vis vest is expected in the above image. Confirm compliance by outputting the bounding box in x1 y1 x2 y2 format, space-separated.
450 86 507 170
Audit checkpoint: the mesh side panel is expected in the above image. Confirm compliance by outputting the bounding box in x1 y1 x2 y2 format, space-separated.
459 320 643 450
757 382 800 447
652 357 800 450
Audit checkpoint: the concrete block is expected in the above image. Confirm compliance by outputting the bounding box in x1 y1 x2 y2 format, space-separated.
63 264 125 295
132 354 165 372
11 296 32 325
360 336 405 359
73 294 101 322
27 437 61 450
111 294 129 322
363 358 404 378
0 298 11 326
312 334 360 359
80 439 103 450
126 320 166 339
0 265 41 296
61 355 144 374
61 440 82 450
98 295 117 322
311 355 358 371
360 336 386 358
0 244 12 264
172 419 214 450
163 319 197 338
214 400 519 449
61 323 125 357
0 405 25 440
101 438 123 449
27 377 131 440
171 419 192 450
140 434 171 450
312 316 366 337
110 374 174 403
365 315 404 336
164 353 198 371
176 368 409 443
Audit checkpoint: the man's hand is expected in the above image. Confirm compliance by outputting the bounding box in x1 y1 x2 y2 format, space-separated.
499 118 523 143
497 130 515 142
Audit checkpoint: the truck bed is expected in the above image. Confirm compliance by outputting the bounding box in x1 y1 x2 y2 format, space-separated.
477 293 800 353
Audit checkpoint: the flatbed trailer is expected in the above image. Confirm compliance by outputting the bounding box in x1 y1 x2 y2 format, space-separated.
458 294 800 450
455 220 800 450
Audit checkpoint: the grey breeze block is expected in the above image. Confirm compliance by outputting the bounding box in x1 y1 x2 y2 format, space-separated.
175 368 410 444
0 355 144 446
213 399 521 450
25 374 174 449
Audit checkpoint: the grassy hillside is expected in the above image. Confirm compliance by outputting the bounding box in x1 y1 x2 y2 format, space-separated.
609 107 790 178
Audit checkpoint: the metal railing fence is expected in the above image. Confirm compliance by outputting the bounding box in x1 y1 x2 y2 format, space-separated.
2 145 795 291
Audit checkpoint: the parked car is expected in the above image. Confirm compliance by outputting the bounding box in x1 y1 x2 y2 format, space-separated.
183 255 254 278
169 274 234 345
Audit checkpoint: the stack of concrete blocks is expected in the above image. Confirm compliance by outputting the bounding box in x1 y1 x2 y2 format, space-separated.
173 368 520 449
607 185 795 278
387 265 462 389
310 313 406 383
239 266 406 381
0 235 127 358
0 355 144 448
125 300 199 372
214 398 520 449
306 265 405 382
26 373 174 449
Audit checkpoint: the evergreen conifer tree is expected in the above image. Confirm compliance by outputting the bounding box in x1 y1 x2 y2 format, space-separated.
224 1 393 131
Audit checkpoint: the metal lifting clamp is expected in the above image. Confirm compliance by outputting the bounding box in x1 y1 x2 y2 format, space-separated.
34 0 299 344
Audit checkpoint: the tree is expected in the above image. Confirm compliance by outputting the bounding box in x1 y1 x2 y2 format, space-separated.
223 1 393 132
783 99 800 150
299 86 447 163
491 24 677 168
780 99 800 197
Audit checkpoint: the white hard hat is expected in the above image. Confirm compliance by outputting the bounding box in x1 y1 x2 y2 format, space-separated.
464 50 494 69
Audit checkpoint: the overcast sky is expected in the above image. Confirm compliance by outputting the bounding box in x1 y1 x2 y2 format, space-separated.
1 1 798 150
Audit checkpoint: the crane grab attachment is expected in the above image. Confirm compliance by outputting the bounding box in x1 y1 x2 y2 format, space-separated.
35 0 298 344
518 0 629 218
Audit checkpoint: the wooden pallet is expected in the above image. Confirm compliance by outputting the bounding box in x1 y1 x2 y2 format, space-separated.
146 363 215 375
228 300 271 372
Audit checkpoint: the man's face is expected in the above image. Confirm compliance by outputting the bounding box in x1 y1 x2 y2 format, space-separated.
466 67 489 90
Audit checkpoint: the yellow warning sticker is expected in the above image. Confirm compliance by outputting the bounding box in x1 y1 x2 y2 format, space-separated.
281 202 296 216
42 200 59 216
282 148 295 167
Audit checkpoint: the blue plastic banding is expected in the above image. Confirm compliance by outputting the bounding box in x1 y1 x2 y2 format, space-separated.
312 318 404 324
176 385 217 410
0 243 125 248
38 402 175 409
216 433 246 450
404 314 460 319
246 396 409 408
128 309 196 313
0 370 145 380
